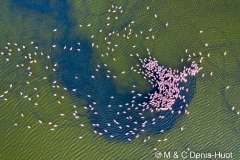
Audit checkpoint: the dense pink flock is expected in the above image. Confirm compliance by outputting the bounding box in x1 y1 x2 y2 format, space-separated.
140 56 201 112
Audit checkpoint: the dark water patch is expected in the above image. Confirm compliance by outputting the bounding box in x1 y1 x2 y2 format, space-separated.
9 0 198 142
54 39 197 141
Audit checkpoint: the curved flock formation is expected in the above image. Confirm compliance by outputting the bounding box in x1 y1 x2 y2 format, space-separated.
2 3 235 147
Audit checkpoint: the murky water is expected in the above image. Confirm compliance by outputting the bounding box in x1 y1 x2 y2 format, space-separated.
1 1 240 159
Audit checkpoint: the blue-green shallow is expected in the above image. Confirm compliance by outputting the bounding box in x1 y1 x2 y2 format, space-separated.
0 0 240 160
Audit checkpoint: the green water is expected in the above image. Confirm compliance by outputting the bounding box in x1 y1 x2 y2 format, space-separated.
1 1 240 160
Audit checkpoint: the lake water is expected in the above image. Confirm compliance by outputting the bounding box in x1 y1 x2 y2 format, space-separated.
1 1 240 159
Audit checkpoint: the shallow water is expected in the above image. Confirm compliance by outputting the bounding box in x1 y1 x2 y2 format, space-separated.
1 1 240 160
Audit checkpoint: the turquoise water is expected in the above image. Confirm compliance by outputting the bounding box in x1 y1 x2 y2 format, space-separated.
1 1 240 160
